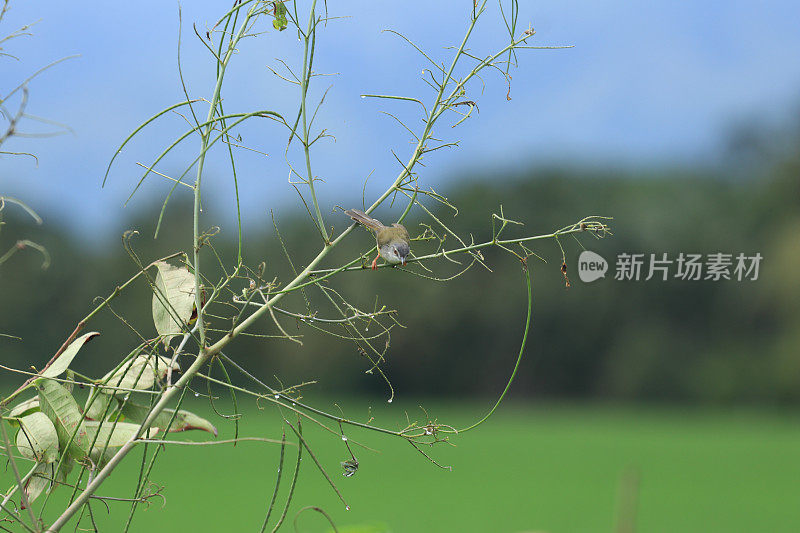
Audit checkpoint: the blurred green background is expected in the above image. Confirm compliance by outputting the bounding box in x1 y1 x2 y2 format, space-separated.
4 122 800 531
27 400 800 532
4 1 800 531
3 121 800 403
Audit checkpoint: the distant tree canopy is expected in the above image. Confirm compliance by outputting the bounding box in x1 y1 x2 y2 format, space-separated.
2 133 798 404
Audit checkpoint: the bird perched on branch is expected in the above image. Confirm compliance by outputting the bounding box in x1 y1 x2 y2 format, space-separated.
344 209 410 270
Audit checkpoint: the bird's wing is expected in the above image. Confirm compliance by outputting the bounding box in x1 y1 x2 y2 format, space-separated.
345 209 385 231
391 223 410 240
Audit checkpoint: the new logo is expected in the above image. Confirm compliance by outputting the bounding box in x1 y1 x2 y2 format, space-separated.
578 251 608 283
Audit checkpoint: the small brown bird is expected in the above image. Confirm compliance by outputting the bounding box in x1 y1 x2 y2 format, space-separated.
344 209 410 270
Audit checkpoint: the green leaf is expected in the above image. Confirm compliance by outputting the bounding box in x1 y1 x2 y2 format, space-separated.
152 261 196 346
98 354 179 395
273 3 288 31
42 332 100 379
16 412 59 463
34 378 90 460
9 396 40 420
53 458 71 488
83 421 157 465
83 421 142 446
120 401 218 436
272 16 287 31
21 461 70 509
83 391 120 421
22 463 51 509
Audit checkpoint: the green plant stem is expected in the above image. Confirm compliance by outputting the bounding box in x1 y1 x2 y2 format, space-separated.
0 416 36 527
0 463 37 511
102 99 202 187
42 4 580 528
0 252 182 407
198 372 405 439
0 239 49 268
259 431 286 532
457 266 531 433
45 351 209 531
298 0 328 242
191 3 258 347
308 224 597 274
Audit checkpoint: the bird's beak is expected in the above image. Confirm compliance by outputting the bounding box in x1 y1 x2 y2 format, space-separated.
401 257 407 266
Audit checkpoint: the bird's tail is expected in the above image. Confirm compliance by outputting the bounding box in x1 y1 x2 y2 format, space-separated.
344 209 384 231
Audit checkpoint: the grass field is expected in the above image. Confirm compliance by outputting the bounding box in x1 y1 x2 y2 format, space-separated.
33 399 800 532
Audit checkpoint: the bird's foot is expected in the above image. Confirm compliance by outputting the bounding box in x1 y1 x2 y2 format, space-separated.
371 256 379 270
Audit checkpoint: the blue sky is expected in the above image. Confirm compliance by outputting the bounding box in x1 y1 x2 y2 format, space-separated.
2 1 800 238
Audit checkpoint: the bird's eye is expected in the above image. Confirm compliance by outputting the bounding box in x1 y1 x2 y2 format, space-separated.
393 249 399 256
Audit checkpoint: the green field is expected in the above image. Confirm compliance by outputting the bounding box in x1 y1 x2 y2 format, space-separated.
34 400 800 532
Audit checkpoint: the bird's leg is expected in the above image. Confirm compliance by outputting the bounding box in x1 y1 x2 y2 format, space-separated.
371 254 379 270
